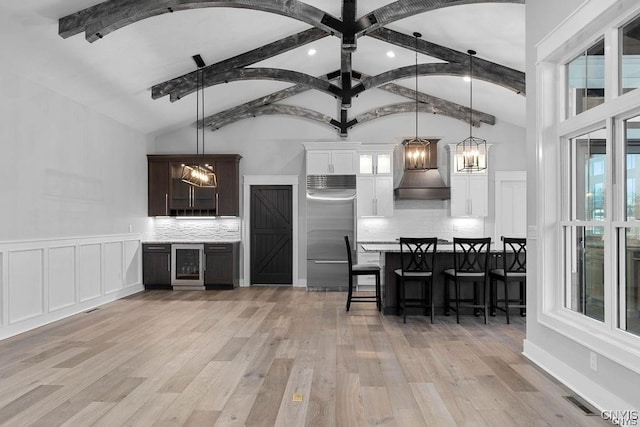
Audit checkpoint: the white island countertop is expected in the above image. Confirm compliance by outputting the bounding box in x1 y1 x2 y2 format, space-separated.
359 240 453 253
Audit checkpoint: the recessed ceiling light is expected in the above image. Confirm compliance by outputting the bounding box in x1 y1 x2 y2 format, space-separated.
386 50 395 58
308 48 317 56
463 76 471 82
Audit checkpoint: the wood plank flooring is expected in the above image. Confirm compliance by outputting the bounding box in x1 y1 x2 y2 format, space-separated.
0 288 608 426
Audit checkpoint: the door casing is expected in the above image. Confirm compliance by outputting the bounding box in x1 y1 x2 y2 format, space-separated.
242 175 300 287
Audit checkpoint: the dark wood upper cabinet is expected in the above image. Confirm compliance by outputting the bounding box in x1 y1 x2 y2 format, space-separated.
147 154 241 217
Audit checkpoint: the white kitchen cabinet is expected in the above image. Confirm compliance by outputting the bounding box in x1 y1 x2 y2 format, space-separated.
357 176 394 217
357 145 394 217
359 152 392 175
306 149 357 175
450 174 488 217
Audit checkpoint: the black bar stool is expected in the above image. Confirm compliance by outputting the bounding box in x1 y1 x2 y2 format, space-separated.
490 237 526 324
344 236 381 312
443 237 492 324
394 237 438 323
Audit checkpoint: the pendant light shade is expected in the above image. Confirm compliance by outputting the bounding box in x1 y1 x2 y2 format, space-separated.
403 32 431 171
456 49 487 172
182 55 217 188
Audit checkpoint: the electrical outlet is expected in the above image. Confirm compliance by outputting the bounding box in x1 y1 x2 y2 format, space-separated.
590 351 598 371
128 224 133 233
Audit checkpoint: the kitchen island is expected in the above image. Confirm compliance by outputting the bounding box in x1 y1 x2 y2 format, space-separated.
360 241 503 317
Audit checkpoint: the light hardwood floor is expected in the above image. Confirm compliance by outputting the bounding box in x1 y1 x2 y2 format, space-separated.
0 288 608 426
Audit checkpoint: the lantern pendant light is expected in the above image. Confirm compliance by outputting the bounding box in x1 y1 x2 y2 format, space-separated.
456 49 487 172
181 55 217 188
403 32 431 171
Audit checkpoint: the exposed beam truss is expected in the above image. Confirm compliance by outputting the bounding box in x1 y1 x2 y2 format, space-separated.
367 27 525 94
59 0 522 136
354 0 525 36
152 28 329 100
200 70 495 134
59 0 340 42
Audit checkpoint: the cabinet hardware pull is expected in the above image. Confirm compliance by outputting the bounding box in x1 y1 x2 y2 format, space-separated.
203 254 206 271
165 193 168 215
314 260 347 264
167 256 170 272
146 246 166 250
215 193 219 214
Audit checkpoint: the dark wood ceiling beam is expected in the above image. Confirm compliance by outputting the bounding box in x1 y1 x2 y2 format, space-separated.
341 0 357 51
355 0 524 35
341 52 353 108
201 70 340 129
59 0 341 42
354 71 494 125
353 62 525 96
170 68 342 102
376 83 494 126
152 28 328 100
354 102 469 126
366 27 525 95
202 104 339 132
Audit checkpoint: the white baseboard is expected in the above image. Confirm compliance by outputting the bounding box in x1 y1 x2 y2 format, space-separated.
523 339 635 412
295 278 306 288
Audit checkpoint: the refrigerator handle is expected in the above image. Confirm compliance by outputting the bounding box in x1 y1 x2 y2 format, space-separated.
314 260 348 264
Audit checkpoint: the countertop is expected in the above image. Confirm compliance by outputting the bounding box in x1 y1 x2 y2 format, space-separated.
142 240 240 244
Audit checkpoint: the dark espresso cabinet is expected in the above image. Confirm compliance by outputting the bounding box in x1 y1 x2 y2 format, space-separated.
142 244 171 289
204 243 239 290
147 154 241 217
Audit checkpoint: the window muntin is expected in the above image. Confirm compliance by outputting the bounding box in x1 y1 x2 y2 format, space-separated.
566 39 605 118
621 15 640 95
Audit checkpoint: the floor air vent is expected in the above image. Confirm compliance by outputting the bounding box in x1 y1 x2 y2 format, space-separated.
85 308 100 313
563 395 597 416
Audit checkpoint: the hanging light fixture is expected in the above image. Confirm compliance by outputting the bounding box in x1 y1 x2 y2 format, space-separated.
181 55 217 188
456 49 487 172
402 32 431 171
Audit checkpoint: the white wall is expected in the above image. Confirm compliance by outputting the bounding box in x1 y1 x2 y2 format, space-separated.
0 69 149 339
526 0 640 411
0 70 150 241
153 89 526 283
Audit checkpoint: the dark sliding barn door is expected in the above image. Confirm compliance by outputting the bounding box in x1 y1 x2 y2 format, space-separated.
250 185 293 285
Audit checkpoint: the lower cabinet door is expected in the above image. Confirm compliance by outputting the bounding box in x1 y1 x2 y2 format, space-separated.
204 244 236 289
143 252 171 288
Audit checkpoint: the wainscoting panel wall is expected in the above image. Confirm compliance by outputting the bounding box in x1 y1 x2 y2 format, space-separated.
8 249 44 325
79 243 102 303
0 234 143 340
48 245 76 312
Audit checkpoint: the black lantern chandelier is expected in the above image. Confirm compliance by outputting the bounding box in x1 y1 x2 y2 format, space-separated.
181 55 217 188
403 31 431 171
456 49 487 172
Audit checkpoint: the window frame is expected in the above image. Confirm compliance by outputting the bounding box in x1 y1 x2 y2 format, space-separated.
537 1 640 374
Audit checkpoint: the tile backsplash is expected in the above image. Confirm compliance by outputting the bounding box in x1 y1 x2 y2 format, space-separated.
358 204 486 242
146 217 241 241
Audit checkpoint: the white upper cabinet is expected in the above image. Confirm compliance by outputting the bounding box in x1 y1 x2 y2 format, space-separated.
447 144 490 217
359 152 392 175
357 144 395 217
304 142 360 175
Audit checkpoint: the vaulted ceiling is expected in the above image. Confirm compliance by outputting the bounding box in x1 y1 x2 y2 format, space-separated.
1 1 526 137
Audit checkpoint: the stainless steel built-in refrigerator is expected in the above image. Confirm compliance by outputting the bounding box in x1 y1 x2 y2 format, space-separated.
306 175 356 291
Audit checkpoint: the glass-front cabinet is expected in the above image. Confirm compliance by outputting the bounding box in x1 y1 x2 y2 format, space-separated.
357 145 394 217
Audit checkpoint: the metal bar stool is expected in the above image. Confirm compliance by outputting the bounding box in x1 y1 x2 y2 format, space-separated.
344 236 381 312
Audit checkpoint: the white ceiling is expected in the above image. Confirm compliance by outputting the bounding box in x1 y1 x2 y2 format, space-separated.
0 1 526 136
